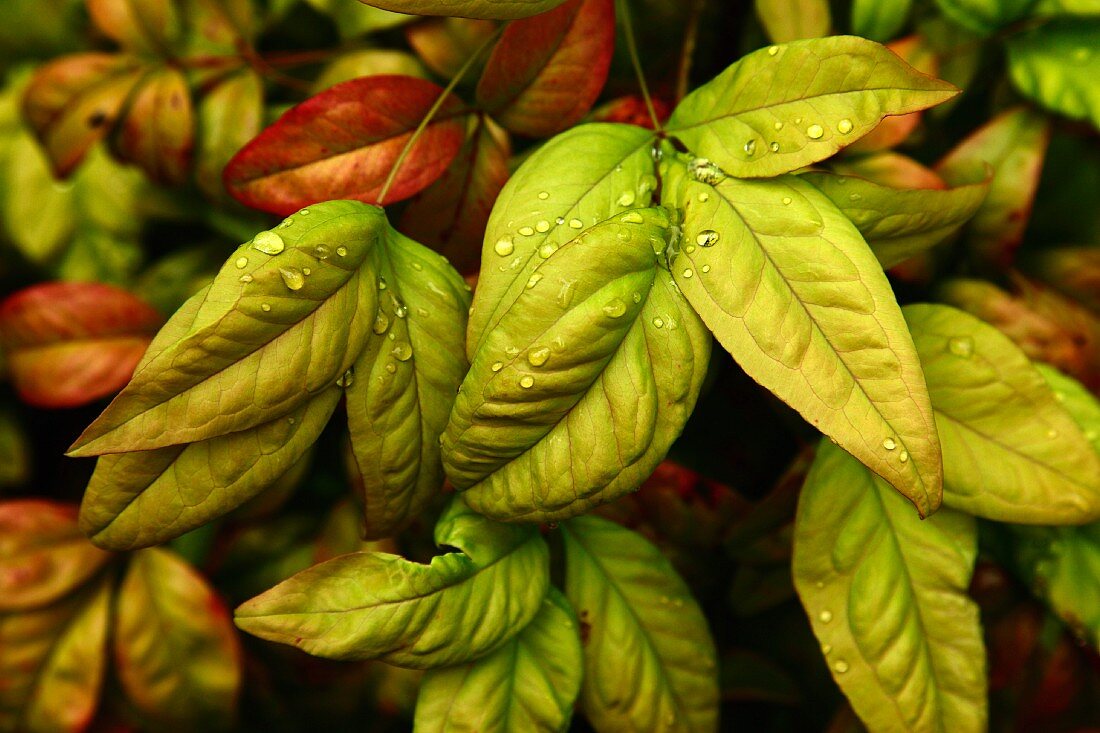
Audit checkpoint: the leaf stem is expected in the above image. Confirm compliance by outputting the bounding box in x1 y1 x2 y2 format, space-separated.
675 0 706 103
378 26 504 205
616 0 661 131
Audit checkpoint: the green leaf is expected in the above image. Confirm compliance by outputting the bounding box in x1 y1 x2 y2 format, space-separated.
0 577 111 733
114 548 241 730
1007 19 1100 131
0 409 30 488
662 161 942 517
0 500 112 611
905 304 1100 523
195 69 263 201
358 0 569 19
934 0 1034 34
68 200 385 457
234 497 550 666
666 36 957 178
936 107 1050 266
562 515 718 732
1032 0 1100 14
851 0 912 41
754 0 830 43
304 0 413 37
414 588 582 732
800 170 989 269
345 228 470 539
793 440 986 733
444 208 709 522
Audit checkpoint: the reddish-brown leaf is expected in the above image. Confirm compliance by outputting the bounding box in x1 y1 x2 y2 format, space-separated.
405 17 498 79
0 500 113 612
86 0 179 54
0 282 162 409
476 0 614 137
224 75 467 214
22 53 144 177
112 67 194 184
591 94 672 130
399 114 510 274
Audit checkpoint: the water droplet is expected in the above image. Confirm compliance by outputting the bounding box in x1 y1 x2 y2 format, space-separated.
280 267 305 291
652 317 665 329
538 242 558 258
782 196 792 205
287 416 296 424
536 220 551 233
491 361 504 372
336 368 355 388
373 312 390 334
774 121 784 130
819 610 833 623
770 141 780 152
557 279 576 308
822 644 832 655
519 375 535 389
620 211 644 224
883 438 896 451
849 193 862 202
260 303 272 312
528 347 551 366
794 116 803 124
698 192 710 203
948 336 974 358
314 244 331 259
696 230 719 247
569 218 584 229
526 273 543 289
815 581 825 589
603 299 627 318
899 450 909 463
689 158 726 185
379 277 388 290
505 346 520 357
385 363 397 374
299 208 311 216
336 246 348 257
682 268 694 279
538 191 549 200
278 217 294 229
618 190 636 206
743 139 757 156
394 301 408 318
807 124 824 139
837 118 854 134
556 217 565 225
252 231 285 255
767 45 779 56
239 274 253 283
685 245 696 254
834 660 849 674
302 267 311 276
701 264 711 273
235 256 248 269
391 342 413 361
1047 428 1058 439
519 226 535 236
632 292 642 303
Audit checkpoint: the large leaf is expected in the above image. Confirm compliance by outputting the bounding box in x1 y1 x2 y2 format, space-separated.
905 304 1100 523
345 227 470 539
562 515 719 733
0 282 162 409
793 440 986 733
936 107 1051 267
114 548 241 730
753 0 830 43
475 0 614 137
234 497 550 666
414 588 582 732
225 76 467 215
360 0 570 19
662 161 942 517
801 170 989 268
0 500 112 611
443 208 709 521
68 201 385 456
667 36 957 178
1008 18 1100 131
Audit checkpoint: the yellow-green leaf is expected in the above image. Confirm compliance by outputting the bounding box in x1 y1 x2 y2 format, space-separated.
754 0 830 43
1007 19 1100 130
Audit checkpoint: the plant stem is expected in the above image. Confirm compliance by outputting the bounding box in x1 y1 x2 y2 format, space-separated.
676 0 706 103
616 0 661 131
378 26 504 205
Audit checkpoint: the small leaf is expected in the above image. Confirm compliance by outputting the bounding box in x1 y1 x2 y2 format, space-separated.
851 0 912 41
0 576 112 733
225 76 467 215
754 0 831 43
68 201 384 456
234 497 550 666
1007 19 1100 131
399 115 511 273
934 0 1034 34
414 588 582 732
905 304 1100 523
562 515 719 733
476 0 614 137
86 0 180 55
793 440 986 733
663 162 942 517
360 0 570 20
0 500 112 611
22 53 144 177
114 548 241 730
800 170 989 268
345 227 470 539
0 282 162 409
405 17 498 79
443 209 709 521
195 69 263 201
667 36 957 178
112 67 194 184
936 106 1051 267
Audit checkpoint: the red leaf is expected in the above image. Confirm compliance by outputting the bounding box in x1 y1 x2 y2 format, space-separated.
224 75 467 214
591 94 672 129
475 0 614 137
0 282 162 409
112 67 194 185
399 115 511 274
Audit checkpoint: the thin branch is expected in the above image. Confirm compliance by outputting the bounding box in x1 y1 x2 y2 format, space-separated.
616 0 661 131
676 0 706 103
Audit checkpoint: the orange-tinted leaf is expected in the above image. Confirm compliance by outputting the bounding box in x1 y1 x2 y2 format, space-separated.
405 17 498 79
846 36 938 153
0 500 113 612
0 282 162 409
833 150 947 190
1028 246 1100 313
86 0 180 54
399 114 510 273
112 67 194 184
225 75 467 215
476 0 614 137
590 94 672 129
22 53 144 177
